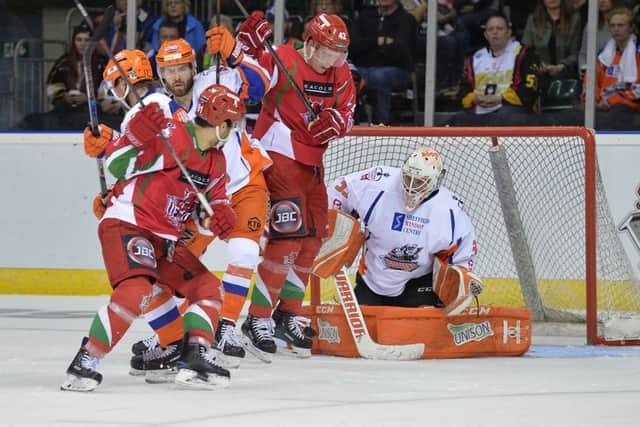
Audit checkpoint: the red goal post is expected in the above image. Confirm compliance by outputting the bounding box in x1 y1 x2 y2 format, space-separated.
309 126 640 346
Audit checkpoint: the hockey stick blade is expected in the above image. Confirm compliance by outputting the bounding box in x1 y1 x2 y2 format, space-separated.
334 268 425 361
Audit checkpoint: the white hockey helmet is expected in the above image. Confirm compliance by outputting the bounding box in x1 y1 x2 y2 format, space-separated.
401 146 444 211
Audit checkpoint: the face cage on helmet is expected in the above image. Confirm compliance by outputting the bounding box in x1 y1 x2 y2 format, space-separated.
303 41 347 68
401 172 442 211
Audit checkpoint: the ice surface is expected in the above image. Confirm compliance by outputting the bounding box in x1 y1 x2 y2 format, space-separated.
1 295 639 427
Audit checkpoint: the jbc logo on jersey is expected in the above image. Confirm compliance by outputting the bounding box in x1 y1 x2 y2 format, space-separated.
125 235 157 270
270 199 303 235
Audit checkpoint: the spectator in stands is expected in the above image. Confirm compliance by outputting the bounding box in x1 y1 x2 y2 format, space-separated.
409 0 468 94
151 0 206 54
147 21 180 79
47 24 106 116
106 0 157 53
350 0 417 125
578 0 623 72
522 0 581 82
585 7 640 129
266 5 304 45
454 0 496 52
450 12 541 126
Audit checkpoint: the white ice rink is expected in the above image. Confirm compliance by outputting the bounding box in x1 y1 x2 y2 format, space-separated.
2 295 640 427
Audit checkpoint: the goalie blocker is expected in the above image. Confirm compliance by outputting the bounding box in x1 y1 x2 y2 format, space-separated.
310 209 531 358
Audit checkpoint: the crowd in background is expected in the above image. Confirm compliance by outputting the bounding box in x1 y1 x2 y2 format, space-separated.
12 0 640 130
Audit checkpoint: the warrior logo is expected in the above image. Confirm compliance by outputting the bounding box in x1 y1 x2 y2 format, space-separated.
447 321 494 346
166 189 196 229
380 244 423 272
317 318 341 344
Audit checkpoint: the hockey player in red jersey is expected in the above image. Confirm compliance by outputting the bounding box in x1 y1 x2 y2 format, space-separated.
61 83 245 392
208 12 356 361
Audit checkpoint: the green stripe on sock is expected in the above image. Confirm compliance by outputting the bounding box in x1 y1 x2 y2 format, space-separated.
280 280 305 300
89 313 110 348
183 311 213 336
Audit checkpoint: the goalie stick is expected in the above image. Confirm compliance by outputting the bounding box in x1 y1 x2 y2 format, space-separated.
333 267 425 361
74 0 113 201
74 3 213 216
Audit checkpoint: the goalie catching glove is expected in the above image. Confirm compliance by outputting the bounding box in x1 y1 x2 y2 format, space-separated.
236 11 272 58
308 108 346 146
432 251 483 316
84 124 119 158
312 209 364 279
206 26 244 67
124 102 166 148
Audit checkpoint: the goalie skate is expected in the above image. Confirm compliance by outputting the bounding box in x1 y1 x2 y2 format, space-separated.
174 344 230 390
60 338 103 392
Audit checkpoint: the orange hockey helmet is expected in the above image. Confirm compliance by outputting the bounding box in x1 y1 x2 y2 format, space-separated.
156 38 197 71
303 13 350 53
103 49 153 86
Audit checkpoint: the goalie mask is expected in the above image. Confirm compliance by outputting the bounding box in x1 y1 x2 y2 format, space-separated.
401 146 445 211
196 84 246 148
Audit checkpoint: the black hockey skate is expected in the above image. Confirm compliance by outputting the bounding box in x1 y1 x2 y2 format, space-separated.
131 334 159 356
273 310 313 358
214 319 245 369
272 305 317 338
60 337 103 392
130 338 183 383
241 314 277 363
174 343 230 390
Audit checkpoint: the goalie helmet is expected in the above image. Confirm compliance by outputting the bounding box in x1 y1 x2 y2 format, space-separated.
196 84 246 148
401 146 445 211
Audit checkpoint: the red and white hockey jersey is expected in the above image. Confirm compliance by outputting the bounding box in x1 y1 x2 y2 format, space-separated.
253 44 356 167
328 166 478 297
103 121 228 241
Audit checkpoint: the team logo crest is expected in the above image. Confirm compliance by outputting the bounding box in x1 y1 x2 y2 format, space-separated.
166 189 196 229
380 244 423 272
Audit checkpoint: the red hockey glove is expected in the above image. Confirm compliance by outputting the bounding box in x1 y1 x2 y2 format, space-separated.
206 199 237 240
206 26 244 67
307 108 345 145
84 124 114 158
124 103 166 148
236 11 272 57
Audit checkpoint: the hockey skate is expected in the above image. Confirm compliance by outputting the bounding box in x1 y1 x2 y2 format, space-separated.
273 310 313 358
60 337 103 392
241 314 277 363
130 338 184 384
272 305 317 338
174 343 230 390
131 334 159 356
214 319 245 369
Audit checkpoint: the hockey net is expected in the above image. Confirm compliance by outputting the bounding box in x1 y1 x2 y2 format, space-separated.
310 126 640 345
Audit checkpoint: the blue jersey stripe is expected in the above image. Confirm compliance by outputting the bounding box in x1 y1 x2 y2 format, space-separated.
223 281 250 296
363 191 384 226
148 306 181 330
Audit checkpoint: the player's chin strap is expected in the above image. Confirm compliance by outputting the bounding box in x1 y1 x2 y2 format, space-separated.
214 125 232 148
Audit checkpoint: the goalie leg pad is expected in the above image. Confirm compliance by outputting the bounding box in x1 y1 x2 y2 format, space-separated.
312 209 364 279
433 257 483 316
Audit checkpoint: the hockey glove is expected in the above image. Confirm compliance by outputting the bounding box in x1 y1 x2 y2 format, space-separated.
236 11 272 57
307 108 346 146
205 199 237 240
206 26 244 67
92 190 111 219
124 103 166 149
84 124 116 158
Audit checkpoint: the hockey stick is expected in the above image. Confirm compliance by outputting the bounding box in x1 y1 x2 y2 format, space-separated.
231 0 317 119
333 267 425 361
215 0 221 84
74 0 113 201
75 3 213 216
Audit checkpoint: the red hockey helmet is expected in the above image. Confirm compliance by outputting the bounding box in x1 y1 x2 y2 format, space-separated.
303 13 350 53
196 84 246 128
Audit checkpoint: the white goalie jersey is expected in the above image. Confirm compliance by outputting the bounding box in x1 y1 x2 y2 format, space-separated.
328 166 478 297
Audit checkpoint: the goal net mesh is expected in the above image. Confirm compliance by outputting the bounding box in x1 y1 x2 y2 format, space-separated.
315 129 640 341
